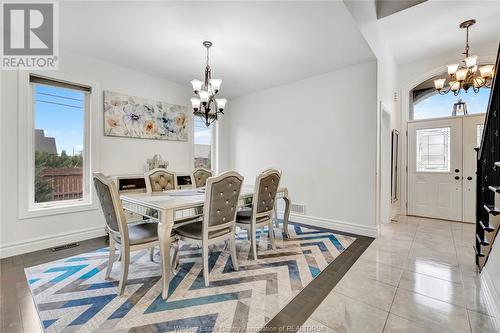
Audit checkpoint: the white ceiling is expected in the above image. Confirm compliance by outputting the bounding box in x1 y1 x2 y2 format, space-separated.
59 1 374 98
378 0 500 65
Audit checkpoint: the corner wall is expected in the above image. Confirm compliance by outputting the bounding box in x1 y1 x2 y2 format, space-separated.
344 0 400 224
0 49 192 257
224 60 378 236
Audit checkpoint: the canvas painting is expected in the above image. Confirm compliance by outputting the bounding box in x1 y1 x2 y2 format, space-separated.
103 90 188 141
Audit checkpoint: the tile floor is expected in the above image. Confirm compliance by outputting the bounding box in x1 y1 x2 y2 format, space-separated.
0 225 370 333
301 215 500 333
2 216 500 333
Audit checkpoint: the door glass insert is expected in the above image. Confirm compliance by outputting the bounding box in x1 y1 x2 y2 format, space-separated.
477 124 484 148
416 127 451 172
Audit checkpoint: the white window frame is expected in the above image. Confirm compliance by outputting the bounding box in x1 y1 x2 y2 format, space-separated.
18 71 100 219
193 116 218 172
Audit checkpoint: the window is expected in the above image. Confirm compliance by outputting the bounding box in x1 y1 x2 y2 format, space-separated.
412 87 491 120
416 127 451 172
194 117 215 169
19 74 94 217
477 124 484 148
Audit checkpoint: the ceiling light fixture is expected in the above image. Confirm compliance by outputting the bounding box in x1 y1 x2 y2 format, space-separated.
434 19 495 96
190 41 226 127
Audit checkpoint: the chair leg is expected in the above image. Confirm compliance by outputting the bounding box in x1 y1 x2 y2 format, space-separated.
229 232 239 271
118 246 130 296
150 246 155 262
105 234 116 279
273 203 279 228
251 225 258 260
202 243 210 287
268 221 276 250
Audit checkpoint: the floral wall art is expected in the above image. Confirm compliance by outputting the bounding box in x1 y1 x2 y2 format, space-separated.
103 91 188 141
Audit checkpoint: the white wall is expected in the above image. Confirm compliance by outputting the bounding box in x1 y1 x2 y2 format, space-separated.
0 49 192 257
486 240 500 307
344 0 399 224
224 60 378 236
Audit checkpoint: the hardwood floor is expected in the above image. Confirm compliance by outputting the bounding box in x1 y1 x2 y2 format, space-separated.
0 224 371 333
1 237 108 333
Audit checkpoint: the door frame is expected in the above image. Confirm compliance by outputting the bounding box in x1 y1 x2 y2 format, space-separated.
407 116 464 221
377 102 392 227
406 114 486 220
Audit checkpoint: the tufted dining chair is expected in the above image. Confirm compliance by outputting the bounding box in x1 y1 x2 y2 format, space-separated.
175 171 243 286
192 167 213 188
145 168 177 192
93 172 178 296
236 169 281 259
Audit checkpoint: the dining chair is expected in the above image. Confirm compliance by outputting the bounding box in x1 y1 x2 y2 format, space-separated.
236 169 281 259
192 167 213 188
93 172 178 296
175 171 243 286
145 168 177 192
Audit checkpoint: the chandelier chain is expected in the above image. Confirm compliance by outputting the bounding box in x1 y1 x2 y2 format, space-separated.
464 26 470 57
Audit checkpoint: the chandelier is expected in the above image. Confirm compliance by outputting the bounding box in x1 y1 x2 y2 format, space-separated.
434 19 495 96
190 41 227 127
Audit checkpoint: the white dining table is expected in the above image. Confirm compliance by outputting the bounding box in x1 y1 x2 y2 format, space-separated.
120 185 291 299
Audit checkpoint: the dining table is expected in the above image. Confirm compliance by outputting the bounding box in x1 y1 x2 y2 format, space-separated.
120 185 291 299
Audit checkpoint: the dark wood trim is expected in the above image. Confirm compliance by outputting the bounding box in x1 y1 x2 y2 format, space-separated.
262 222 374 332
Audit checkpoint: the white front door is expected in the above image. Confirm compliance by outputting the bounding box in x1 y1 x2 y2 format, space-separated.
462 115 485 222
408 118 463 221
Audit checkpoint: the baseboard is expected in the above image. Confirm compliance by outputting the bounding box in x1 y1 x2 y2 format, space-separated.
0 226 107 259
481 266 500 318
1 213 377 258
279 211 378 237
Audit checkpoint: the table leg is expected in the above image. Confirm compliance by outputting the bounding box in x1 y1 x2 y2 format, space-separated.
159 209 174 300
283 196 291 238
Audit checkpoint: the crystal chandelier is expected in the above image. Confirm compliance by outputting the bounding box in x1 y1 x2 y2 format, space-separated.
434 19 495 96
190 41 227 127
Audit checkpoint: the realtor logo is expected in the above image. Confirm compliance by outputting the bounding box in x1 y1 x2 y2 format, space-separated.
1 2 58 69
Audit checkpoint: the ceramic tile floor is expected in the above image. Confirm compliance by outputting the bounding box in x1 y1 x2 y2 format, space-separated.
0 225 371 333
2 217 499 333
301 215 500 333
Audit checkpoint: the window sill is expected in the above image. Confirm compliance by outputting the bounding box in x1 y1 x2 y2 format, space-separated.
19 201 98 220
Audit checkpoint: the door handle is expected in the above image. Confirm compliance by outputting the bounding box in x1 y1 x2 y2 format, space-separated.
467 176 473 180
455 176 460 180
455 169 460 173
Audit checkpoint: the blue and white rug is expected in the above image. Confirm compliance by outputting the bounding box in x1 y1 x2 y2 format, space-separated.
25 223 356 332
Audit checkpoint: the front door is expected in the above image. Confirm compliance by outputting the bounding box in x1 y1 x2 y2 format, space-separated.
408 118 463 221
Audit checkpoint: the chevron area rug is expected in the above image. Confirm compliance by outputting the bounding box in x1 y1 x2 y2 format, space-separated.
25 223 356 332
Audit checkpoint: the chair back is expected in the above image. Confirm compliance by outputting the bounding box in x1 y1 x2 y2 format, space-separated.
192 167 213 188
145 168 176 192
253 169 281 218
93 172 129 241
203 171 244 236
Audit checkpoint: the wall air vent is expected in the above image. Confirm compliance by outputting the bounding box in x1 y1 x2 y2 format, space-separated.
52 242 80 252
290 203 306 215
